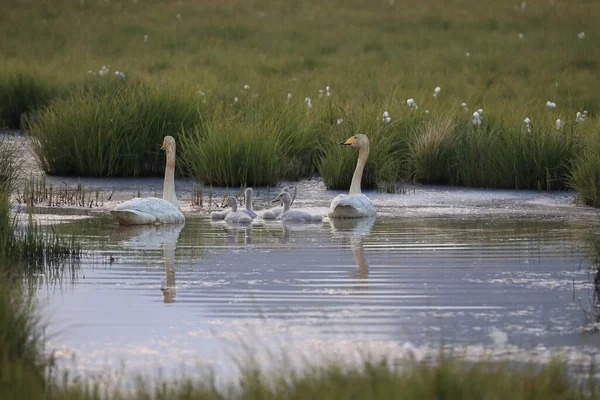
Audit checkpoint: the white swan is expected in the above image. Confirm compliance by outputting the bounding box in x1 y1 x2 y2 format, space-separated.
274 191 322 223
110 136 185 225
224 196 252 224
328 134 377 219
261 187 292 220
211 188 257 220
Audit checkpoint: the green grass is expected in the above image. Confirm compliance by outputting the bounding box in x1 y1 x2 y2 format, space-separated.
569 133 600 207
0 70 63 129
1 0 600 198
27 81 201 177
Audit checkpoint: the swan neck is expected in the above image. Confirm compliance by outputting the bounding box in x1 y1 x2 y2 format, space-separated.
231 200 238 212
349 144 369 195
245 192 253 211
282 200 290 213
163 149 179 209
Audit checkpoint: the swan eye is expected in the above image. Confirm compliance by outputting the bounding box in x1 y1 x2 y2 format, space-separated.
354 136 358 139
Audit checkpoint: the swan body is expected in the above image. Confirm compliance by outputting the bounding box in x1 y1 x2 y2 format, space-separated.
211 188 257 220
110 136 184 225
329 193 376 218
224 196 252 224
274 192 322 223
261 187 291 220
328 134 377 219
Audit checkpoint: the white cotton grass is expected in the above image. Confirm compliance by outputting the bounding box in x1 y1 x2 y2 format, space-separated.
555 119 562 130
144 34 149 43
326 86 331 96
518 33 524 39
576 110 588 123
524 117 532 133
305 97 312 108
287 93 292 101
98 65 110 77
465 51 471 57
382 111 391 124
406 98 418 110
318 89 324 98
115 71 126 79
433 86 441 98
578 32 585 39
546 101 556 108
176 13 182 20
234 97 239 103
243 84 250 90
461 102 469 112
337 118 343 125
472 111 481 126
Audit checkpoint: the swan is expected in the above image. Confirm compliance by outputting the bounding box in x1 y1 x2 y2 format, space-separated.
211 188 257 220
224 196 252 224
110 136 185 225
274 191 322 223
328 134 377 219
261 186 291 219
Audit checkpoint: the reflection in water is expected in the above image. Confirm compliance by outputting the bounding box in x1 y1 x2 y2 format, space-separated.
111 223 183 303
329 217 375 287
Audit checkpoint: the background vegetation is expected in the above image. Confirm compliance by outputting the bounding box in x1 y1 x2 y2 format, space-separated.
1 0 599 202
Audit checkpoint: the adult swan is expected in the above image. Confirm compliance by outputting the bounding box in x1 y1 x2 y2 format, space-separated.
110 136 185 225
328 134 376 219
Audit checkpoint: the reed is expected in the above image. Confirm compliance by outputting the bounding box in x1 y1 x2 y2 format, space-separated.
0 70 62 130
27 82 201 177
569 132 600 207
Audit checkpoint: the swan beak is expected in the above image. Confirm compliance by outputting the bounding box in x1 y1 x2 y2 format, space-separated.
271 195 281 203
339 137 354 145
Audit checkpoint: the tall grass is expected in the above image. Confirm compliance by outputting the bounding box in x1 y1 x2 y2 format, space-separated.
0 71 62 130
27 81 201 177
569 132 600 207
182 97 316 186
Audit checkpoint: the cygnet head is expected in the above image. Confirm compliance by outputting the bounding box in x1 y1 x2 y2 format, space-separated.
272 191 291 204
339 133 369 149
245 187 254 199
227 196 238 211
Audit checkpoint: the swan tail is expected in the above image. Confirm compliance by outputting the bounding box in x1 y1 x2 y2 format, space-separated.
110 209 157 225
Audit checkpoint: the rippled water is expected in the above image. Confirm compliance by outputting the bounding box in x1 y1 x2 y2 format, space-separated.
26 178 600 380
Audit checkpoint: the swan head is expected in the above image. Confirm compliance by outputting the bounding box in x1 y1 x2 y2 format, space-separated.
226 196 238 210
272 191 291 204
162 136 177 167
245 187 254 198
161 136 176 151
339 134 369 149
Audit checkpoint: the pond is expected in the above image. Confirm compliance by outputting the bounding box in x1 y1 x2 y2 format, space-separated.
26 176 600 380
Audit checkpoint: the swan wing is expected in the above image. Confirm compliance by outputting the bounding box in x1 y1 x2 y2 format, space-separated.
328 193 376 219
260 206 281 220
211 207 232 220
279 210 323 223
225 212 252 224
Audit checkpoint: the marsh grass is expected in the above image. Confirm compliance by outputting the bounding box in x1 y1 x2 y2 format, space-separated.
0 71 62 129
569 132 600 207
27 82 200 177
183 98 316 187
16 176 111 208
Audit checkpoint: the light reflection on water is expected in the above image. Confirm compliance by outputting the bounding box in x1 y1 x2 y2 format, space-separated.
35 210 600 378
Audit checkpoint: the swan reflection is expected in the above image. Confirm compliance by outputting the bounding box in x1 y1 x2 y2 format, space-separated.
329 217 375 287
111 223 183 303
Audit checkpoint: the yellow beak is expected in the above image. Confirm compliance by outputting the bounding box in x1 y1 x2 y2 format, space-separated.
339 136 354 145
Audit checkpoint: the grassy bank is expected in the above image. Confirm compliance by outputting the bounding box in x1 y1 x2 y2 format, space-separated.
1 0 599 199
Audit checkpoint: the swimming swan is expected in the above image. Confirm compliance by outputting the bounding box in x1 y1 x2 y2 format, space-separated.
274 192 322 223
211 188 257 220
224 196 253 224
328 134 376 219
110 136 184 225
261 186 291 220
